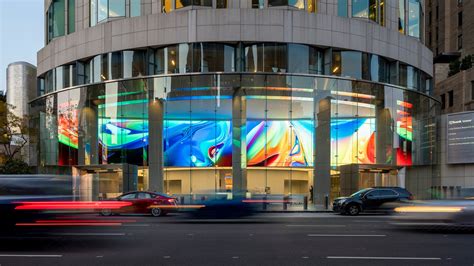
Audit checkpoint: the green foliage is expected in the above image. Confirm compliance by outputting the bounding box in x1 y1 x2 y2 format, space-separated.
0 159 31 174
460 55 473 70
0 102 30 162
448 59 461 77
449 54 474 77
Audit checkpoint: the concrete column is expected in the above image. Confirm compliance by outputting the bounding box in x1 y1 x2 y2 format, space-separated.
148 99 164 193
232 89 247 198
314 96 331 206
375 89 393 165
78 104 98 165
397 167 406 188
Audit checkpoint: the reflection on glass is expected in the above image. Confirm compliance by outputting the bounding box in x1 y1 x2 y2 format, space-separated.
352 0 369 18
130 0 141 17
216 0 227 8
109 0 125 17
98 0 108 21
408 0 420 38
399 0 405 33
68 0 75 33
307 0 316 12
90 0 97 26
338 0 348 17
341 51 362 79
176 0 212 8
162 0 172 12
252 0 264 8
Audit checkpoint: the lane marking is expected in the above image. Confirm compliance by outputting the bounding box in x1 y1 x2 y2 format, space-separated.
308 234 386 237
327 256 441 260
286 225 346 227
50 233 126 236
0 254 63 258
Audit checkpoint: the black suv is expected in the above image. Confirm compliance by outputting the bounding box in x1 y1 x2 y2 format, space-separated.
332 187 413 216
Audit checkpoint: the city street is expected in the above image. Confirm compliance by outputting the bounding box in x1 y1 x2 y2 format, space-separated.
0 213 472 266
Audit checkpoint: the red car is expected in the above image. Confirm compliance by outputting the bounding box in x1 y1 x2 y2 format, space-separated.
100 191 178 217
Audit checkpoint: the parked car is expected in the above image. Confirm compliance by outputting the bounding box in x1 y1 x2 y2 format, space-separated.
332 187 413 216
100 191 178 217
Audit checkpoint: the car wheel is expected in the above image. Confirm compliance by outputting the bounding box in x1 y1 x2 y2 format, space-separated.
100 209 112 216
151 208 162 217
346 204 360 216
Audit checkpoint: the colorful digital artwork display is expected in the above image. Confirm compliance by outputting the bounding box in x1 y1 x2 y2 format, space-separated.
246 121 314 167
331 118 376 165
58 101 79 149
163 121 232 167
396 100 413 166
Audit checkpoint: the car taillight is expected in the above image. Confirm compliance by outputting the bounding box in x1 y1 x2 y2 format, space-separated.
168 199 175 203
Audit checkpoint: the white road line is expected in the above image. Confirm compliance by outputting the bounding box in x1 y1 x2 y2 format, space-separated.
0 254 63 258
308 234 386 237
286 225 346 227
122 224 151 227
51 233 126 236
353 220 385 223
327 256 441 260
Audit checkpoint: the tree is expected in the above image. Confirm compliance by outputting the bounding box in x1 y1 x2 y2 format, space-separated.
460 54 473 71
448 59 461 77
0 101 30 163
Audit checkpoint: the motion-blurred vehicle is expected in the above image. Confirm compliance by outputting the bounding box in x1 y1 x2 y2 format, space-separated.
100 191 178 217
332 187 413 216
0 175 73 227
184 197 258 219
392 200 474 230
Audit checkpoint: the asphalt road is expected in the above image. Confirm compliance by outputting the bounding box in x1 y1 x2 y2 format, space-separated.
0 213 473 266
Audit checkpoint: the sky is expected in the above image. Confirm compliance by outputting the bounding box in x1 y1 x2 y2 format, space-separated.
0 0 44 93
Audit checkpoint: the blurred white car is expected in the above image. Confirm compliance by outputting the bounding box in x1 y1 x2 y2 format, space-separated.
392 200 474 230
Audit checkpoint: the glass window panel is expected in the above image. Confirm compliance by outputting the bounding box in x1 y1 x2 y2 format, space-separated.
309 47 323 74
166 46 178 74
101 54 108 80
352 0 369 18
155 48 165 74
399 64 407 87
332 51 342 75
399 0 405 33
130 0 141 17
216 0 227 8
98 0 108 21
90 0 97 26
408 0 420 38
68 0 75 33
341 51 362 79
288 44 309 73
369 0 377 22
252 0 264 8
269 0 287 7
92 55 101 82
109 52 123 79
179 44 191 73
338 0 348 17
307 0 316 12
123 51 146 78
109 0 125 17
162 0 172 12
56 67 64 90
289 0 305 9
263 43 287 73
52 0 66 38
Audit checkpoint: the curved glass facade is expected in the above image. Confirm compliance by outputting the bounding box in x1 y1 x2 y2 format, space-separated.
38 42 432 96
30 73 439 198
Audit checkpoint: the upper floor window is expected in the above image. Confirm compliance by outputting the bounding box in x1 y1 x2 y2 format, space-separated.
176 0 212 9
47 0 66 42
252 0 264 8
338 0 348 17
267 0 316 12
448 90 454 107
216 0 227 8
90 0 141 26
407 0 421 38
352 0 384 25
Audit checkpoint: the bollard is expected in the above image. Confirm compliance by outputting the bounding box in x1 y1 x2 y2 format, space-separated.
303 196 308 210
180 196 184 205
283 196 288 210
324 195 329 210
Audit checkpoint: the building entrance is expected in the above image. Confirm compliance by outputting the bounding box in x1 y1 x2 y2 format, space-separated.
72 164 138 201
337 164 403 197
